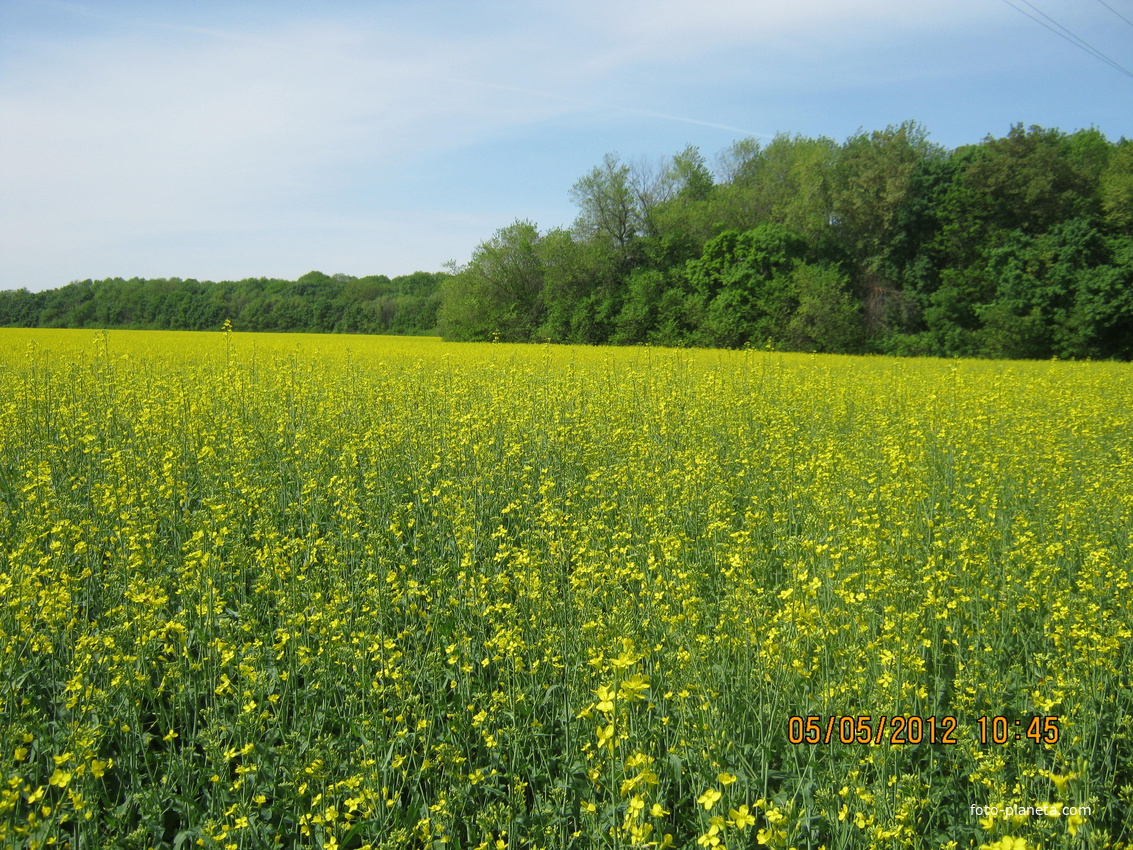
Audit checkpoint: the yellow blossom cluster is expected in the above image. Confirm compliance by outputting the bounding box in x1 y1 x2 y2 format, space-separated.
0 329 1129 847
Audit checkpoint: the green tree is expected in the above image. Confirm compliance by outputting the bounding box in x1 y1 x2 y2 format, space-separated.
1101 140 1133 234
783 263 864 352
639 146 719 272
438 220 545 341
666 144 714 204
611 268 667 345
977 220 1133 359
686 225 809 348
830 123 943 297
1067 235 1133 358
686 225 807 299
716 132 839 243
957 124 1101 235
570 153 642 261
537 228 624 344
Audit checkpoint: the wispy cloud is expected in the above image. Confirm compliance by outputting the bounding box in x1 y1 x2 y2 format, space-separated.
1 0 781 287
1 0 1129 290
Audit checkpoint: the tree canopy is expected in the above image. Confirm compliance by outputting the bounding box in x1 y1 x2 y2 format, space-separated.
0 272 446 336
6 121 1131 360
441 122 1133 360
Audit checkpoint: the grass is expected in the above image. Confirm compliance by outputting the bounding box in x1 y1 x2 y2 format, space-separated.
0 328 1130 849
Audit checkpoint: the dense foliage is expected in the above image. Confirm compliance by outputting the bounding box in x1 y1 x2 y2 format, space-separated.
441 122 1133 360
0 271 446 336
6 122 1129 359
2 329 1129 847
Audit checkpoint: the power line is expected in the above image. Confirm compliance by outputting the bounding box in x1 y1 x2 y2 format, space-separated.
1013 0 1133 75
1091 0 1133 31
996 0 1133 78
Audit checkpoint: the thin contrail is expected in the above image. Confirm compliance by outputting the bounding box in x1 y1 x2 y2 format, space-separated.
415 74 773 138
35 0 773 140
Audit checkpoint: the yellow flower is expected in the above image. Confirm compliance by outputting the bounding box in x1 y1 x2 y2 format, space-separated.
595 685 615 713
1067 813 1085 836
596 723 615 749
717 772 737 786
620 673 650 699
697 822 721 847
981 838 1027 850
48 768 72 789
1040 769 1077 794
611 640 639 671
729 805 756 828
697 788 722 810
1051 772 1075 793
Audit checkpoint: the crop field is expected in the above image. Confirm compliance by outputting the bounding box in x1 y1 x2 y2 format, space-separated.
0 328 1130 849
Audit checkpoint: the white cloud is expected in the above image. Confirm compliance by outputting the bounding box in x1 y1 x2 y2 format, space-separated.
0 11 588 285
1 0 1128 290
561 0 999 56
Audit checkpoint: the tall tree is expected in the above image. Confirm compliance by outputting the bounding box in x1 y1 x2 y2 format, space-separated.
719 133 839 242
830 122 944 333
685 224 809 348
641 146 719 271
1101 140 1133 234
538 228 624 344
438 220 545 342
570 153 642 261
957 124 1100 235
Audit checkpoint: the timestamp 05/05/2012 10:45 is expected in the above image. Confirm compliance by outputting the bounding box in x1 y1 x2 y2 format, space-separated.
786 715 1061 746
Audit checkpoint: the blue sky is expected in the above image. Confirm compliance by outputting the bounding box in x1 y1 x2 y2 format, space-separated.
2 0 1131 291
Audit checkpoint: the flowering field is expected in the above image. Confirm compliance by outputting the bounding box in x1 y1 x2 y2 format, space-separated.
1 329 1130 849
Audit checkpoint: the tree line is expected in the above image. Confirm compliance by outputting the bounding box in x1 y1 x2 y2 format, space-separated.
0 271 445 336
4 122 1130 359
440 122 1133 359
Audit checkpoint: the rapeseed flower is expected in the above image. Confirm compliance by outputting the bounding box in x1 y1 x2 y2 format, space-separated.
697 788 722 810
728 805 755 828
1 329 1129 847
